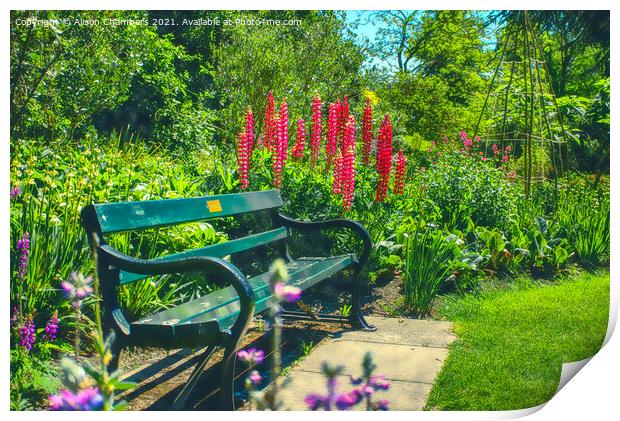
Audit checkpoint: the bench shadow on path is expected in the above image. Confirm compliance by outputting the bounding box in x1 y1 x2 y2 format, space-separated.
120 321 352 410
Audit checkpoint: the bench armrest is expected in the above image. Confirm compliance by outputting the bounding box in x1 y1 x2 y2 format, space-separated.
275 213 372 268
97 244 255 338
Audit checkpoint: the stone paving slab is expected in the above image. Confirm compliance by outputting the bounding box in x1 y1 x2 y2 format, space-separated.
297 341 450 383
274 316 456 411
277 371 433 411
334 317 456 348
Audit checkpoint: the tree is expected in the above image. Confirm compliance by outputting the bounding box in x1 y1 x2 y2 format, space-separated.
10 10 152 140
212 11 366 144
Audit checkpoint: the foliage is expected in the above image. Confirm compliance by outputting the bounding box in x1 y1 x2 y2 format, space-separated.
399 220 461 316
213 11 366 143
379 74 476 140
508 216 572 277
555 175 610 269
556 78 610 173
418 135 519 229
11 11 151 140
11 137 191 319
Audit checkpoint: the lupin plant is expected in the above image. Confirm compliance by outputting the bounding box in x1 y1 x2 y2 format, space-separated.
43 311 59 341
309 95 322 167
263 91 276 152
49 270 136 410
362 97 373 165
291 118 306 160
244 92 404 209
10 185 21 200
337 96 350 151
375 114 393 203
237 130 250 190
272 101 289 188
341 115 356 212
305 352 390 411
61 272 94 360
325 102 339 172
245 108 255 166
332 150 343 195
19 316 36 351
16 232 30 283
393 150 406 196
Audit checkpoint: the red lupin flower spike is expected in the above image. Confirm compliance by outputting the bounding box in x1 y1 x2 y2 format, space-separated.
291 118 306 160
310 95 322 167
237 130 249 190
332 150 343 195
272 101 289 188
362 97 373 165
337 96 349 151
341 114 356 212
393 150 406 195
245 107 255 167
325 102 339 172
375 114 393 202
263 91 276 152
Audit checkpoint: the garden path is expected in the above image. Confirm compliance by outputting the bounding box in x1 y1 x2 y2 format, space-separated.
274 317 456 410
118 316 456 410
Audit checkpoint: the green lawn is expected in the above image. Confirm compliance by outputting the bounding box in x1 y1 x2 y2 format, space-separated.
426 272 610 410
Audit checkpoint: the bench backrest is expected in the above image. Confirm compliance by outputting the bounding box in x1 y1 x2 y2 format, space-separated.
81 190 287 285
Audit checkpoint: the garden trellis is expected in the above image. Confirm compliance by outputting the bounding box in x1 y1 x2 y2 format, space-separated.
474 11 568 201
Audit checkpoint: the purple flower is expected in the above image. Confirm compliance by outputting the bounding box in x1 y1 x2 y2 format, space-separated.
61 272 94 309
274 282 302 303
44 311 59 341
304 390 363 411
248 370 262 386
369 375 390 391
236 347 265 365
16 233 30 281
335 389 363 410
376 399 389 411
304 393 328 411
49 387 104 411
19 317 36 351
10 186 21 200
349 375 364 386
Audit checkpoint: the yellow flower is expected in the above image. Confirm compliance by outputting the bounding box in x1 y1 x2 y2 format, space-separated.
363 89 379 106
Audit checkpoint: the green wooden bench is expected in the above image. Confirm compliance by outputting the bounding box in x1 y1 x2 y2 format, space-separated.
81 189 374 410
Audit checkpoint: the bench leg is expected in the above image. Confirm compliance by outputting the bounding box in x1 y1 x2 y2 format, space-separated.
171 345 217 410
218 344 238 411
350 269 376 331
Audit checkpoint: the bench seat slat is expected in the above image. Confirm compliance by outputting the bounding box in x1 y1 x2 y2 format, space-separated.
131 254 354 337
118 227 289 285
94 190 282 234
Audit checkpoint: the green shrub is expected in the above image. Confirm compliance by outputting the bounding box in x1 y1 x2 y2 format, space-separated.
420 140 519 229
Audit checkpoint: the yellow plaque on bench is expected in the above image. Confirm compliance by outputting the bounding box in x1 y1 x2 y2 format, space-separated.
206 199 222 213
